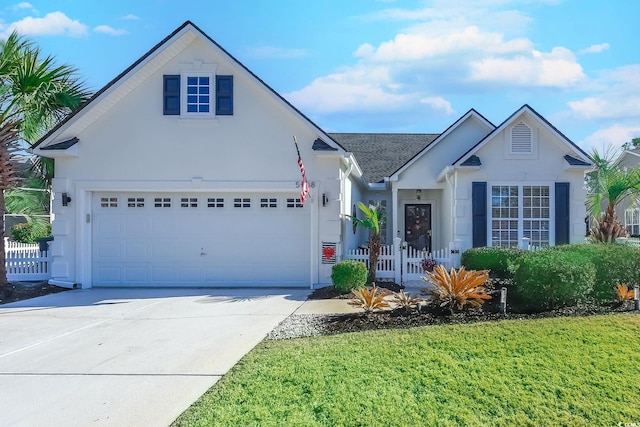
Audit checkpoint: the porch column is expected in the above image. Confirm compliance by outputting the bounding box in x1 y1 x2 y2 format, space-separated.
392 186 399 241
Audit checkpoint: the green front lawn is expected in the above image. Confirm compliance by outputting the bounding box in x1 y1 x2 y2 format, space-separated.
174 314 640 426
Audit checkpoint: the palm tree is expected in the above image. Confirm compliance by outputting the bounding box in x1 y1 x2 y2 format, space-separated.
586 148 640 243
0 32 91 294
348 202 384 284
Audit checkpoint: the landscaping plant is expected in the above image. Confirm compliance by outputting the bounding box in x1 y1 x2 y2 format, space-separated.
586 147 640 243
346 202 384 284
552 243 640 302
348 286 389 313
616 284 635 302
330 260 367 293
421 265 491 314
512 249 595 310
390 290 422 311
461 246 524 277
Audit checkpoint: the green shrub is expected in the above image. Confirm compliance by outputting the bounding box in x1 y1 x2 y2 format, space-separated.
331 260 367 293
461 246 525 277
10 222 52 244
512 250 595 311
552 244 640 302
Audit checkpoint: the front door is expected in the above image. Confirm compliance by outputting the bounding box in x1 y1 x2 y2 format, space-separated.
405 204 432 252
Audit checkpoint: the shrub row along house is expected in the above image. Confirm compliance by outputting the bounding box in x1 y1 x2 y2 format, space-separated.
32 21 593 289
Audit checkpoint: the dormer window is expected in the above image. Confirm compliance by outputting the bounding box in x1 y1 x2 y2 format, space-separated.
510 121 532 154
163 74 233 117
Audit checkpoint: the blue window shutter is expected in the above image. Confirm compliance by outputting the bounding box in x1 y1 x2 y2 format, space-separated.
216 75 233 115
163 75 180 115
555 182 570 245
472 182 487 247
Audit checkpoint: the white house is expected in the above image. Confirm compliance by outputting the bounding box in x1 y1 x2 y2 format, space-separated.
33 21 593 289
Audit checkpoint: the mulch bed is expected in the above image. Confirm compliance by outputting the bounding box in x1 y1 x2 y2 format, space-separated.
308 280 638 335
0 281 69 305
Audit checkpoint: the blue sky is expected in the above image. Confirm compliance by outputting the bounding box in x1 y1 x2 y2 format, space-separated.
1 0 638 151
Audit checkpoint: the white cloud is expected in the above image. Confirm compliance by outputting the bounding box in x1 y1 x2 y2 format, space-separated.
471 47 585 87
286 66 413 114
420 97 454 115
567 65 640 120
579 43 610 54
12 2 36 12
94 25 128 36
2 11 88 37
121 14 140 20
243 45 308 59
580 124 640 152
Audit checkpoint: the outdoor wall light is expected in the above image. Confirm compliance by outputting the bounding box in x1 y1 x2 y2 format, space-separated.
416 189 422 200
322 193 328 207
62 192 72 206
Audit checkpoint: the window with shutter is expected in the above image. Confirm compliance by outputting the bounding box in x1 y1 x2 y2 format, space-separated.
162 73 234 117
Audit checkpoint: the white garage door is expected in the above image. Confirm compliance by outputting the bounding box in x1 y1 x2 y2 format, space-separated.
92 192 310 287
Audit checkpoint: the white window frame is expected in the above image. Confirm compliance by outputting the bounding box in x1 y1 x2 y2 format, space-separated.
180 72 214 118
625 207 640 236
487 182 555 247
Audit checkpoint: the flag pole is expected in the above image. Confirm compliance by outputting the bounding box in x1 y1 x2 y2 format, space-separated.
293 136 310 203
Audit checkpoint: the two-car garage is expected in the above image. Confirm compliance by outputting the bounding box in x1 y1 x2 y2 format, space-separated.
91 192 311 287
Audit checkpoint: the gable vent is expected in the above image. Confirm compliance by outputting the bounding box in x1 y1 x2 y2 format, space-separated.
510 122 532 154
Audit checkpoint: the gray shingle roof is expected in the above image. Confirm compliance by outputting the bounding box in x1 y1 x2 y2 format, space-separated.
329 133 439 183
564 154 591 166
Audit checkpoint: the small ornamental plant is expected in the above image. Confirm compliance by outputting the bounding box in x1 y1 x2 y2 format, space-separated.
422 265 491 315
616 284 635 302
421 257 437 272
348 286 390 313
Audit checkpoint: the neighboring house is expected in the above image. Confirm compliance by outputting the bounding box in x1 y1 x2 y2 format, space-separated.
616 148 640 235
33 21 593 289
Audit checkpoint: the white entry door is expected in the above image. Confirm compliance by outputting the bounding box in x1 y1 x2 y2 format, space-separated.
91 192 310 287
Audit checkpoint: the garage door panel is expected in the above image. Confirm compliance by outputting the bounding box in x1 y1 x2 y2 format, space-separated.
92 192 310 287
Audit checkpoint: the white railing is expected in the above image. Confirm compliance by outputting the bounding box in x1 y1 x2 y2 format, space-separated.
344 239 461 284
4 238 52 281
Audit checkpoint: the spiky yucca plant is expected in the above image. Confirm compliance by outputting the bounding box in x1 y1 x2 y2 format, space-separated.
348 286 389 313
422 265 491 314
616 284 635 302
390 290 422 311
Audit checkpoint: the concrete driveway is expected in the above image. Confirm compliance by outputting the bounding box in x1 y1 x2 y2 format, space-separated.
0 287 309 426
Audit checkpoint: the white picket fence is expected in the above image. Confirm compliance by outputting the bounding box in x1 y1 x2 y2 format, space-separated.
4 238 52 281
344 238 461 285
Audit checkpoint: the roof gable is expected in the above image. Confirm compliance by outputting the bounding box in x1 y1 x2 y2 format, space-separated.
34 21 343 153
453 104 593 167
389 109 495 180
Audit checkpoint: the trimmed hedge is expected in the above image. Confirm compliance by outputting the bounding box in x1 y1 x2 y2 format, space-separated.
512 249 595 311
331 260 367 293
551 244 640 301
465 243 640 311
461 246 525 276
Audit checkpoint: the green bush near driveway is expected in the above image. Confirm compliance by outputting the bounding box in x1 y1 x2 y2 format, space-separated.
330 260 367 293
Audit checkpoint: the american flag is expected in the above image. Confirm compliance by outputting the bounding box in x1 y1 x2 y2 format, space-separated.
293 136 309 203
